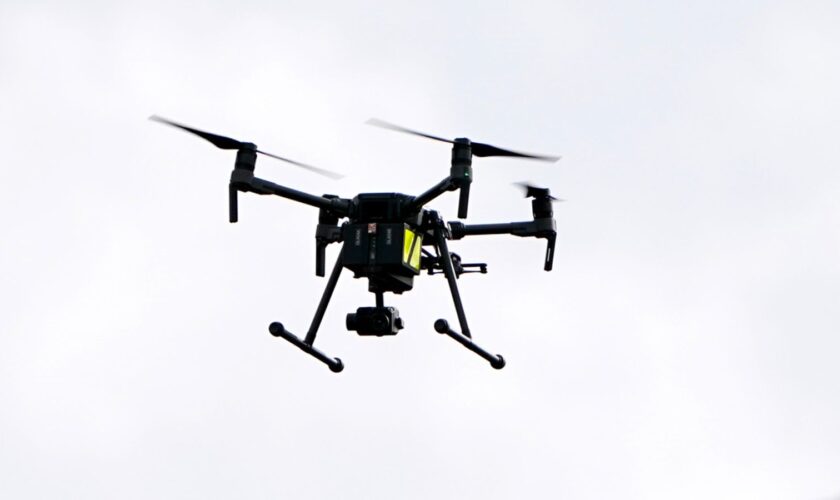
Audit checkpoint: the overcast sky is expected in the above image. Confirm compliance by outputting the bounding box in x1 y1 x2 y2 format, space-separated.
1 1 839 499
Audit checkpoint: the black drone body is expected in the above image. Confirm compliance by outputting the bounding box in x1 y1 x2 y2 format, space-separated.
152 116 560 372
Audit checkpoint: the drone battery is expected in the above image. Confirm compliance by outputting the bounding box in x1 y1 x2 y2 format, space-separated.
342 222 423 291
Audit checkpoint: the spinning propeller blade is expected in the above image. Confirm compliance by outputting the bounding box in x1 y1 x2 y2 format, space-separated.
256 151 344 180
149 115 245 150
515 182 563 201
366 118 561 162
365 118 452 144
149 115 344 179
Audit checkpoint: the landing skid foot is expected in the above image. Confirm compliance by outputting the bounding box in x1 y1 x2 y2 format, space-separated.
269 322 344 373
434 319 505 369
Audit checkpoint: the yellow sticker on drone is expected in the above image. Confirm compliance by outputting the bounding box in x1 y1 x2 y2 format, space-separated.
403 229 422 270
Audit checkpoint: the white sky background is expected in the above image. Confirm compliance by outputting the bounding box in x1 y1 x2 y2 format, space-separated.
1 0 839 498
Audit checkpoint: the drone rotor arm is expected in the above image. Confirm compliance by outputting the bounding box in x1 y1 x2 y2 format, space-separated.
408 176 459 213
246 176 351 216
448 219 556 272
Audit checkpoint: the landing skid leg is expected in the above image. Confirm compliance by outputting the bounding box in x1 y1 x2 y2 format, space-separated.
432 218 505 369
269 254 344 372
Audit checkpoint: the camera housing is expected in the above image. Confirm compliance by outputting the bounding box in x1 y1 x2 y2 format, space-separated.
346 306 405 336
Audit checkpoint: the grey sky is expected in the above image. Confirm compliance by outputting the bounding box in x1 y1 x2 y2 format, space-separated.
1 1 839 499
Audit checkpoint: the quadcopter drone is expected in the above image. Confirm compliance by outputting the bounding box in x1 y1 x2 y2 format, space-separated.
151 115 560 372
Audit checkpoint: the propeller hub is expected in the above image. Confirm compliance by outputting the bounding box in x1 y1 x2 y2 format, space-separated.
515 183 560 219
525 186 550 199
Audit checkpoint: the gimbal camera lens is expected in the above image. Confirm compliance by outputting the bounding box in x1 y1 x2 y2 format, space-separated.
372 312 390 332
345 313 358 332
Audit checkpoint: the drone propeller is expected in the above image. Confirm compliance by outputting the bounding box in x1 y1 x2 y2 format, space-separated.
366 118 561 162
149 115 344 179
515 182 563 202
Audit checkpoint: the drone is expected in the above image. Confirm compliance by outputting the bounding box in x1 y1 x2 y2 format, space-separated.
151 115 560 372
